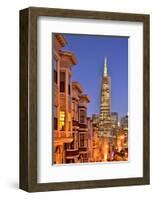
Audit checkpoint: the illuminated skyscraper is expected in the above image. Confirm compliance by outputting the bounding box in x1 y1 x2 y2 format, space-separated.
99 57 112 137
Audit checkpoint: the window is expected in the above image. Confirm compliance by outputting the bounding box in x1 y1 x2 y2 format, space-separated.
60 72 65 92
54 106 58 130
59 111 65 131
65 143 70 150
79 109 86 124
54 58 57 84
54 118 58 130
80 134 85 147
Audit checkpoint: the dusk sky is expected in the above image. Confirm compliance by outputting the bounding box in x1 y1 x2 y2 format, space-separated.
62 34 128 119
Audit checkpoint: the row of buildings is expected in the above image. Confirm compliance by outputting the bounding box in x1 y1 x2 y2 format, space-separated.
53 33 128 164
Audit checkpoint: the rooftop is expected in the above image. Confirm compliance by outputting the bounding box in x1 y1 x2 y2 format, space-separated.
72 82 83 93
80 94 90 103
55 34 67 47
59 50 77 65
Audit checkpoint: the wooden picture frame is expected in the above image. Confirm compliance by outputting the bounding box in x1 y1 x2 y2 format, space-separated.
20 7 150 192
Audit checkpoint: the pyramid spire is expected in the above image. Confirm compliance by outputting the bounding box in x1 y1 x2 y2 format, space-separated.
104 56 108 77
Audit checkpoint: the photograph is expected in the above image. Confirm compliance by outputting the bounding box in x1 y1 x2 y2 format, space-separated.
53 33 128 164
19 7 149 192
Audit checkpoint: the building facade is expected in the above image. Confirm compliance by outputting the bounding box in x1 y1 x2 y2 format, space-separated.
53 34 77 164
99 57 112 137
87 117 93 162
53 34 91 164
78 94 90 162
65 82 83 163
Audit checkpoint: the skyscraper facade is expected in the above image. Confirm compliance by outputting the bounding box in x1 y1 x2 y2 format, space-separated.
99 57 112 137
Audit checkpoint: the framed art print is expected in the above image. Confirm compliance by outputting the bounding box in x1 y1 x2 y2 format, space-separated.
20 7 150 192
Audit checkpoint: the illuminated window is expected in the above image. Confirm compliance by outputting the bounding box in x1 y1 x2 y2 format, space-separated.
59 111 65 131
60 72 65 92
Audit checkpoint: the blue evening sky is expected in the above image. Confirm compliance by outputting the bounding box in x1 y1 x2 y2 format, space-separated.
62 34 128 119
